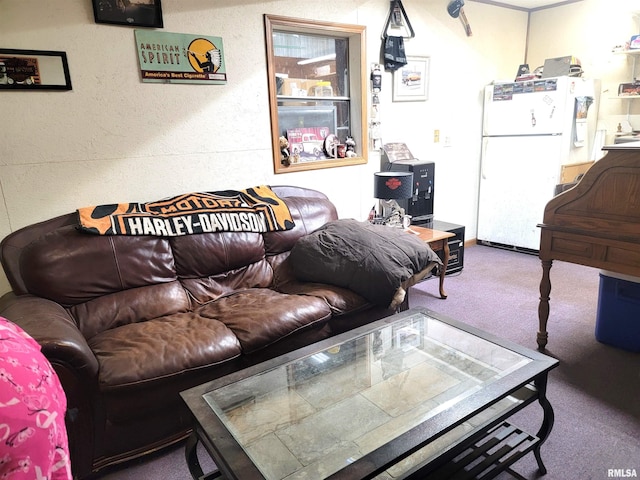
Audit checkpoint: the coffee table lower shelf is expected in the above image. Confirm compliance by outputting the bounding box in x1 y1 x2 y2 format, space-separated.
186 420 541 480
418 421 540 480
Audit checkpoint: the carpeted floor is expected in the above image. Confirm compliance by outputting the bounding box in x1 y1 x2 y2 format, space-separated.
96 244 640 479
410 244 640 480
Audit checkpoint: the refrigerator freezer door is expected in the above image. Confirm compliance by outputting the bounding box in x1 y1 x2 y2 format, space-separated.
483 77 570 136
477 135 564 250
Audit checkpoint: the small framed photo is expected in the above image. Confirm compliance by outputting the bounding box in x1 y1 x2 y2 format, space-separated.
0 49 72 90
92 0 163 28
393 56 429 102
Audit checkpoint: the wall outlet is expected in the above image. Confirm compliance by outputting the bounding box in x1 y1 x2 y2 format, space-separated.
434 129 440 143
444 135 453 147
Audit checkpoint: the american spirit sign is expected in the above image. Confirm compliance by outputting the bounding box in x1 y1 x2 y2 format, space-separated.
134 30 227 84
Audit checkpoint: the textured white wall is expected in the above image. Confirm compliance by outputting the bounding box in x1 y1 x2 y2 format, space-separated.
0 0 535 295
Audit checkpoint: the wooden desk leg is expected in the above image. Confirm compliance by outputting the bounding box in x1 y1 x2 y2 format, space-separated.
438 241 450 299
537 259 552 350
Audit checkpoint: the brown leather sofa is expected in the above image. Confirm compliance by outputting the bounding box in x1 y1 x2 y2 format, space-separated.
0 186 395 479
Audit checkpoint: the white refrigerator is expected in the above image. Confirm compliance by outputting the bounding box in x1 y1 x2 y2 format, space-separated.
477 76 600 251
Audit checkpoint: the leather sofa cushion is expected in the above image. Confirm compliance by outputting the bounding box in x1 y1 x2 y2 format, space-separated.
70 281 190 340
180 261 272 306
270 254 370 316
277 282 369 316
89 312 242 387
263 196 337 255
171 231 273 305
88 288 331 387
198 288 332 353
20 226 177 306
171 231 266 278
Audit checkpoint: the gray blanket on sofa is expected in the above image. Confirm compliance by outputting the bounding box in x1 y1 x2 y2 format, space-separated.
289 219 442 307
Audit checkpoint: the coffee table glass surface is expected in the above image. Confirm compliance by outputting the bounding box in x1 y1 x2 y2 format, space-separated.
183 308 557 480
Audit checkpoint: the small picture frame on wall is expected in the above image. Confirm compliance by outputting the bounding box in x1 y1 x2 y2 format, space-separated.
92 0 163 28
0 49 72 90
393 56 430 102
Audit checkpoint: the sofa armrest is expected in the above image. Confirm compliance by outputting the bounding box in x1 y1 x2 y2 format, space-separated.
0 292 99 379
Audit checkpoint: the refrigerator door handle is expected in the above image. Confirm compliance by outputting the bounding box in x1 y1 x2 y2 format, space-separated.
481 140 488 179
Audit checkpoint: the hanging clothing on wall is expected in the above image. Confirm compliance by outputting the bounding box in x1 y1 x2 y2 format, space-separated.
383 35 407 72
381 0 412 72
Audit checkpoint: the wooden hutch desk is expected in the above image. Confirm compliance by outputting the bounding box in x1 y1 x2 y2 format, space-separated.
537 145 640 350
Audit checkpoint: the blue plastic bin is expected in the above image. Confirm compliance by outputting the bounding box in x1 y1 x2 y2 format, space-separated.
595 272 640 352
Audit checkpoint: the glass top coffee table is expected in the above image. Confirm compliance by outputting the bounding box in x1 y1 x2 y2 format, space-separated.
181 307 558 480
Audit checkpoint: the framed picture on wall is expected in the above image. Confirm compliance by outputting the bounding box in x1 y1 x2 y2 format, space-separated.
393 56 429 102
92 0 163 28
0 49 72 90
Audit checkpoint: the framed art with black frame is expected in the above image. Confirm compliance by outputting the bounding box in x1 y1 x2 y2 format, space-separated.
92 0 163 28
0 49 72 91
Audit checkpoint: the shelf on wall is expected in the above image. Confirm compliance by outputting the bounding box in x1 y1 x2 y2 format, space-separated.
277 95 350 101
613 49 640 55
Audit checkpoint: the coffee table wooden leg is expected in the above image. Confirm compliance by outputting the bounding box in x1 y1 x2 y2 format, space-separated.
438 241 450 299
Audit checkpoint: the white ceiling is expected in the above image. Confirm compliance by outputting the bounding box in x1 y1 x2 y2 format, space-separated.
470 0 581 11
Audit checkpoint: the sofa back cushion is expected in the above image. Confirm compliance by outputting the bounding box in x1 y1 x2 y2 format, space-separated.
263 195 337 255
21 226 178 306
170 231 272 305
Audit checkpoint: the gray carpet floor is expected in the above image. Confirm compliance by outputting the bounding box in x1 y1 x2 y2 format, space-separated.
409 245 640 480
96 244 640 479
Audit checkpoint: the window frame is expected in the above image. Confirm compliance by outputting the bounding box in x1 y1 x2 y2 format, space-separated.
264 14 368 174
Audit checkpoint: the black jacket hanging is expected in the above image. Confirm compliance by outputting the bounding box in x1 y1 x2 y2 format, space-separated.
383 35 407 72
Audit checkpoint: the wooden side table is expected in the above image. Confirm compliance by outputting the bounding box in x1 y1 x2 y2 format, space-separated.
406 226 455 299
